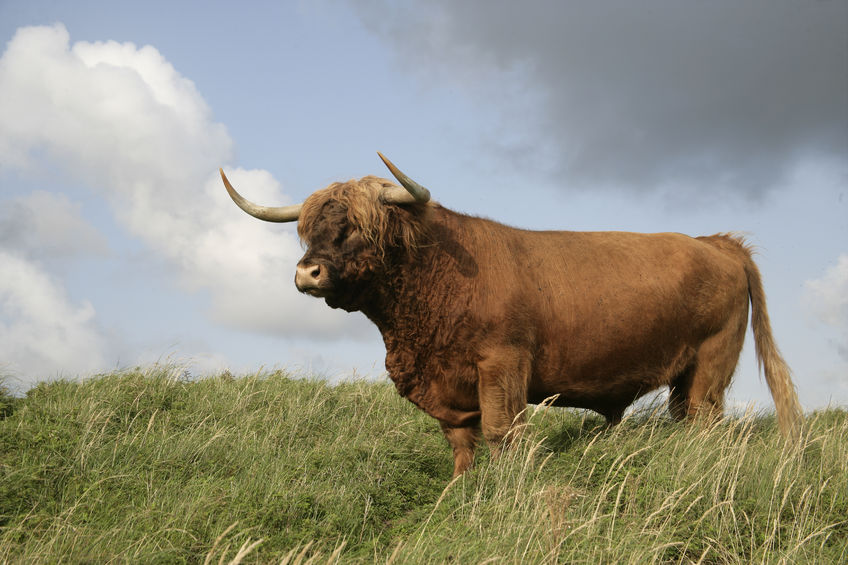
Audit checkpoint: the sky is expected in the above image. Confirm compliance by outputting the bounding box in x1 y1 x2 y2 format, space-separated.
0 0 846 413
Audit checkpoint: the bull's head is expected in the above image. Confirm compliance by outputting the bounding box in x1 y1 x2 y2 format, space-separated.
220 153 432 310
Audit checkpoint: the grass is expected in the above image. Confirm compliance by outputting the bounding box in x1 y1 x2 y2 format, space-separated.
0 367 846 563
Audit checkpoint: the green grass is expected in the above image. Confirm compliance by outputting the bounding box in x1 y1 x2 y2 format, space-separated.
1 367 846 563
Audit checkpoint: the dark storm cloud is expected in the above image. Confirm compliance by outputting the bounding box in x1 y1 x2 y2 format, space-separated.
355 0 848 196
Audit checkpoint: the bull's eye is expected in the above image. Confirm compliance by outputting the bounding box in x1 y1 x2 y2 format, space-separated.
336 225 356 245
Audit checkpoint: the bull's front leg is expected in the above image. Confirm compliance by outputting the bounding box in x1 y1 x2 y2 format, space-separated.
477 346 531 455
440 423 480 477
400 381 481 477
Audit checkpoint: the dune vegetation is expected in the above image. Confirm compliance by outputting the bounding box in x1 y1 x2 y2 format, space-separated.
1 367 846 563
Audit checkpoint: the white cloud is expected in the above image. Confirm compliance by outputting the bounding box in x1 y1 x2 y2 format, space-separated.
0 250 107 381
805 254 848 328
0 190 109 260
0 24 229 184
0 189 111 385
0 23 361 344
805 254 848 366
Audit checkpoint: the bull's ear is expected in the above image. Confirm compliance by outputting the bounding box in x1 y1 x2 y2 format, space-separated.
377 153 431 204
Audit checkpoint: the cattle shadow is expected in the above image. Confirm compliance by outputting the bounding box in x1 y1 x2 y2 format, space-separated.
532 395 678 453
442 236 478 278
426 223 479 278
537 401 788 456
539 411 615 453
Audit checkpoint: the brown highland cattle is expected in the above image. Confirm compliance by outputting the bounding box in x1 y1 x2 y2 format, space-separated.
221 154 802 477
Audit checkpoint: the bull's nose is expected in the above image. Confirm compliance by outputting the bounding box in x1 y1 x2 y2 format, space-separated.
295 263 322 289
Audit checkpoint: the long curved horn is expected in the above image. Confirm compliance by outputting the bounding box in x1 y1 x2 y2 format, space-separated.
219 168 301 222
377 152 431 203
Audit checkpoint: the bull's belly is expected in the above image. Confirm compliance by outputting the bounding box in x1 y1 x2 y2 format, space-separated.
528 382 648 415
527 378 648 412
526 344 695 415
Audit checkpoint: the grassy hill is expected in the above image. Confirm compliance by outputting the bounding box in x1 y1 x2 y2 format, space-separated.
1 368 846 563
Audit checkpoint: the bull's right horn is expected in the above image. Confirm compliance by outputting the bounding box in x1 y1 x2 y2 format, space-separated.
377 152 432 204
220 168 302 222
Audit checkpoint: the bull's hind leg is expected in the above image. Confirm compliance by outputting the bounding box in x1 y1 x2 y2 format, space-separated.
675 318 747 423
669 363 696 421
441 424 479 477
477 346 531 455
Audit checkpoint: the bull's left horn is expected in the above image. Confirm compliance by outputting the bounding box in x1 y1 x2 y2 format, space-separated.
377 152 431 204
220 168 302 222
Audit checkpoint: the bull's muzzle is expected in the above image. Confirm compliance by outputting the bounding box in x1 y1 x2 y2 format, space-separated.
295 263 324 295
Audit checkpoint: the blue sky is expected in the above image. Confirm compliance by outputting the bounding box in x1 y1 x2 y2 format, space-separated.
0 1 846 413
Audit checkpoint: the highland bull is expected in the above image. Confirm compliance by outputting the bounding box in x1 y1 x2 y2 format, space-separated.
220 154 802 477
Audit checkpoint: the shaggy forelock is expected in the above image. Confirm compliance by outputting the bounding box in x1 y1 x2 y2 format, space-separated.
297 176 432 258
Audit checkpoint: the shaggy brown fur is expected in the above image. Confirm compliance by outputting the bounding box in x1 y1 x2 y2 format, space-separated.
294 177 802 477
298 176 434 260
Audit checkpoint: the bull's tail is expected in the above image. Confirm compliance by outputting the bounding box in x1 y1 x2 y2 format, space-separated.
740 245 803 440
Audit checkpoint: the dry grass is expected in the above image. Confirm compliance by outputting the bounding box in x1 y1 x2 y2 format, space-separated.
1 368 845 563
